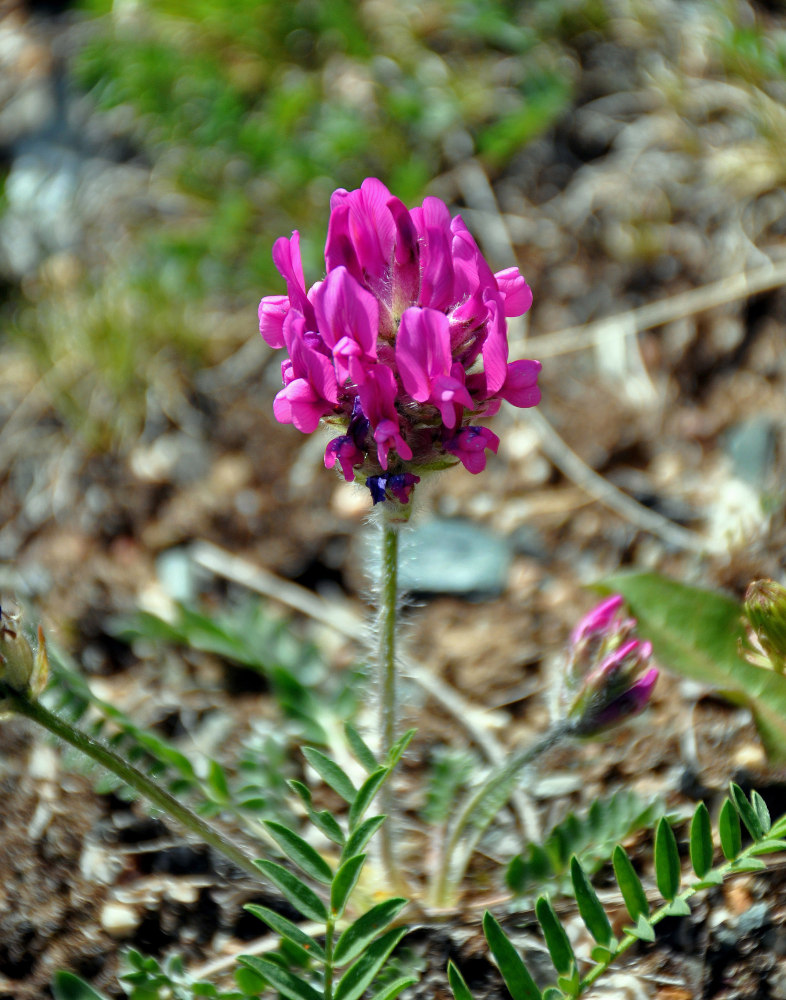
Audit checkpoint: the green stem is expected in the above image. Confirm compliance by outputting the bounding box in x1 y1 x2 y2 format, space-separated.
432 723 569 908
323 913 336 1000
7 690 262 881
377 510 405 894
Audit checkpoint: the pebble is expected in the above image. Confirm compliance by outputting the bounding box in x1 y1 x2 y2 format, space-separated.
100 901 140 939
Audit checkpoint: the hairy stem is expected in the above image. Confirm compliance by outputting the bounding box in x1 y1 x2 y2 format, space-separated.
376 510 406 894
7 690 262 880
432 723 569 908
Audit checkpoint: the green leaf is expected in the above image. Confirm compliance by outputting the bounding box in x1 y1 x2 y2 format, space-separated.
543 990 564 1000
237 956 322 1000
386 728 415 766
343 815 386 862
751 790 771 834
264 821 333 884
368 976 419 1000
447 961 475 1000
349 767 389 828
731 856 767 872
719 799 742 860
243 905 326 960
334 926 408 1000
253 859 328 922
596 572 786 763
302 747 357 803
535 896 575 977
557 968 580 997
344 723 378 773
664 897 691 917
690 802 713 878
654 818 680 901
52 972 112 1000
569 857 614 947
631 914 655 942
331 854 366 917
482 911 542 1000
694 871 724 887
288 781 345 845
612 845 649 920
749 837 786 855
730 783 764 840
507 842 553 894
333 898 409 966
205 759 231 803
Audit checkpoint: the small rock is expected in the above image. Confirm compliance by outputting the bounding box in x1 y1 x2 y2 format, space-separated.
100 901 140 939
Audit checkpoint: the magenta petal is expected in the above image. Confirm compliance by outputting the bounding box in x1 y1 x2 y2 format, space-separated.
325 203 363 283
273 380 328 433
388 196 420 304
397 307 452 402
479 295 509 395
258 295 289 348
498 359 542 408
272 232 311 317
494 267 533 317
313 266 379 361
418 225 455 311
430 371 473 428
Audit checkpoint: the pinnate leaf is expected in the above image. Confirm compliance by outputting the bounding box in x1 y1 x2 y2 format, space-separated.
243 905 325 959
535 896 574 977
482 911 542 1000
719 799 742 860
343 815 386 861
52 973 111 1000
345 723 378 773
448 961 475 1000
690 802 713 878
612 845 649 920
368 976 419 1000
331 853 366 917
237 955 322 1000
302 748 357 803
569 857 614 947
264 820 333 884
333 898 408 966
349 767 390 827
730 783 764 840
654 818 680 901
334 926 408 1000
254 859 328 922
751 790 771 834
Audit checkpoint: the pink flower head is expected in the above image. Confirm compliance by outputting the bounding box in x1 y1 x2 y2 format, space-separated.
259 178 541 505
558 595 659 737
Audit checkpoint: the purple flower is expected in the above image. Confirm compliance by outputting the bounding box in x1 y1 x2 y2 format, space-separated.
258 177 541 505
366 473 421 505
557 595 659 737
444 426 500 474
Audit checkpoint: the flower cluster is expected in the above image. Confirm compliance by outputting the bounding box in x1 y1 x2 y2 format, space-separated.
557 595 659 737
258 178 541 505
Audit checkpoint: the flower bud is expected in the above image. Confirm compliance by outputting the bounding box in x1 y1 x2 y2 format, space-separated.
743 579 786 674
0 605 49 698
557 595 658 737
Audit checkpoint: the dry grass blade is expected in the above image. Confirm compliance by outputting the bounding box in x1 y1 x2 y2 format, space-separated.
522 255 786 359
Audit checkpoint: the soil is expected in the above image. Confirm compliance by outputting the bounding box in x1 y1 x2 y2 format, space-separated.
1 3 786 999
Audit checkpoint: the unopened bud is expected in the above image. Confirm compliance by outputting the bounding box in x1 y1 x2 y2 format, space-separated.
557 595 658 737
743 579 786 673
0 605 49 698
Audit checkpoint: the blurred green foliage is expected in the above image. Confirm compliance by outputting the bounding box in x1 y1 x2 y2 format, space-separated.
72 0 579 300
